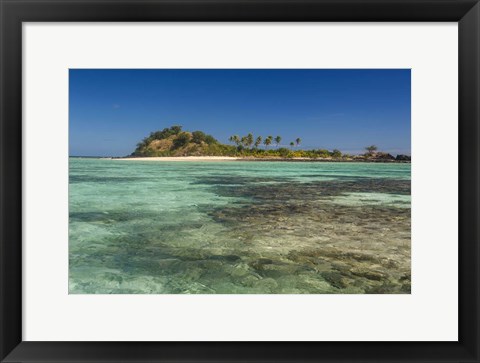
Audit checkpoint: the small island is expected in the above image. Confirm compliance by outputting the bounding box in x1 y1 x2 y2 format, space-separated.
124 125 411 162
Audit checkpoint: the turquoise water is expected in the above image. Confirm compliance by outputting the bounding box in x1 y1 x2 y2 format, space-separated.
69 158 411 294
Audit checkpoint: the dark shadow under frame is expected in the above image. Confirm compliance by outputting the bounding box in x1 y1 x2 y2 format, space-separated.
0 0 478 362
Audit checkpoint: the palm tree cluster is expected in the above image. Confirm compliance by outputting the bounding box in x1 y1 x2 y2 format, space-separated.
229 134 301 150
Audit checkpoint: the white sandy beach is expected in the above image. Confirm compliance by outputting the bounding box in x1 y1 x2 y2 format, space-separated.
116 156 240 162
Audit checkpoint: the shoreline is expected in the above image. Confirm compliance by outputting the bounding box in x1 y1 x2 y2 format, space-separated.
111 156 410 163
114 156 241 162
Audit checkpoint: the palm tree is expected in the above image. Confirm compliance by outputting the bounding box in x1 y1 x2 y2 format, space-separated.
295 138 301 147
274 136 282 148
241 136 248 148
289 141 295 149
254 136 262 149
264 136 272 149
246 133 254 149
229 135 240 146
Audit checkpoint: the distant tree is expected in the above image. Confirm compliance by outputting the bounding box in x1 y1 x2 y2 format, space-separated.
152 125 183 140
241 136 248 148
136 139 148 149
289 141 295 149
278 147 290 157
264 136 273 149
254 136 263 149
170 125 183 135
204 135 217 145
295 138 301 147
331 149 342 158
152 131 164 140
317 149 330 158
246 133 254 149
172 132 191 149
192 131 206 144
229 135 240 146
365 145 378 154
274 136 282 148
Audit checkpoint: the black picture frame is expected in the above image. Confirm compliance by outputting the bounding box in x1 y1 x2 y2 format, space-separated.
1 0 479 362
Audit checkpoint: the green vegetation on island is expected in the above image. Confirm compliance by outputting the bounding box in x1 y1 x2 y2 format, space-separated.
132 125 411 161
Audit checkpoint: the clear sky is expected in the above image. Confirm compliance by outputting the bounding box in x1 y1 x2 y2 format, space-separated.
69 69 410 156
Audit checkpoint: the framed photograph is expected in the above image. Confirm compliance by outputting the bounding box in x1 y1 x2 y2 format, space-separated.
1 0 479 362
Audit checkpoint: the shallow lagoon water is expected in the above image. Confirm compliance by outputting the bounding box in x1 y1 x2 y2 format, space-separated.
69 158 411 294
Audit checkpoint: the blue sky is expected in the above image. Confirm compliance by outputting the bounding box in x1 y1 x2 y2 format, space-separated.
69 69 410 156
